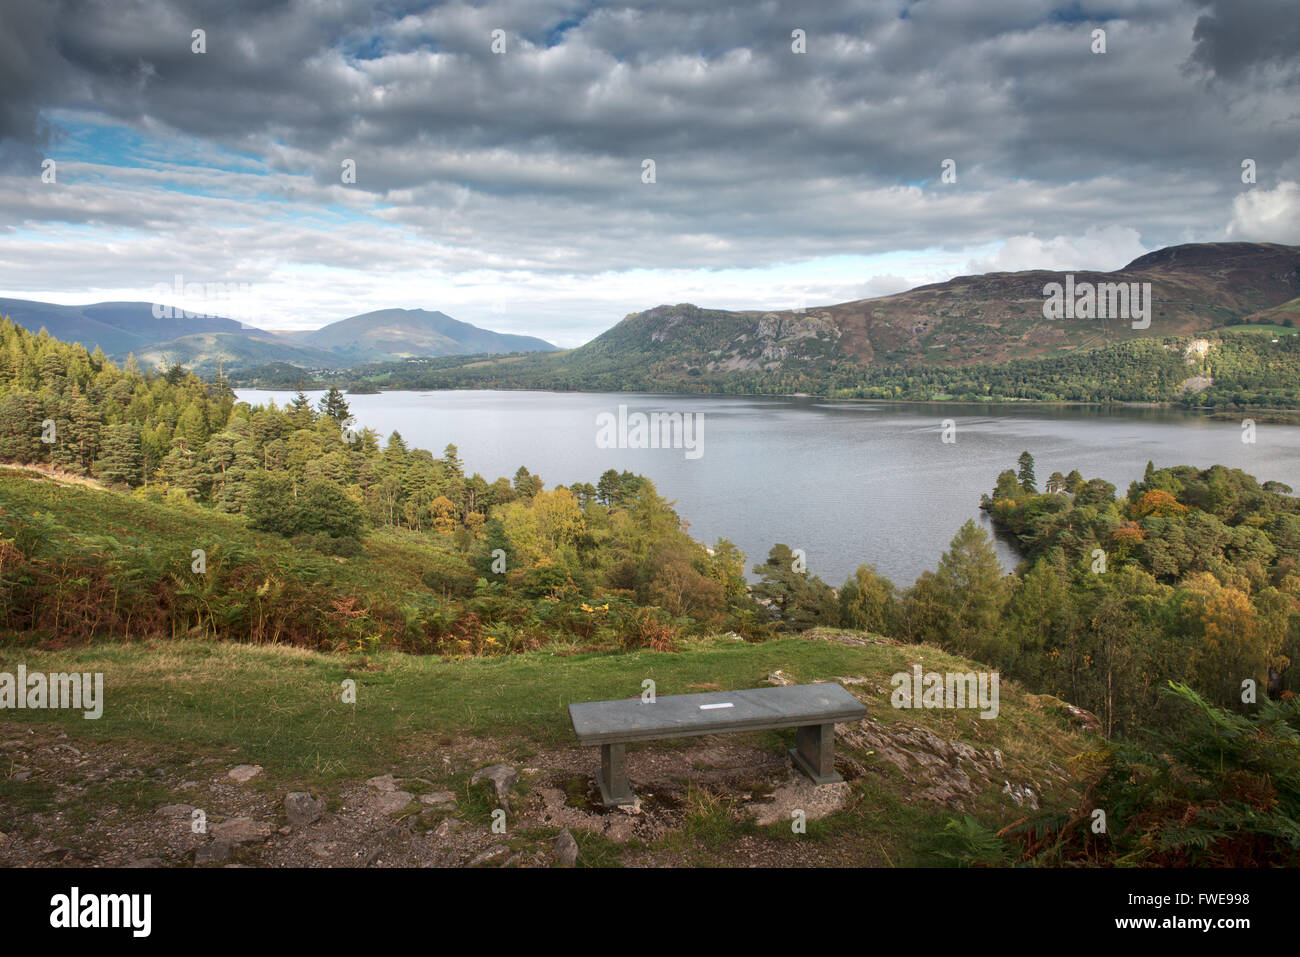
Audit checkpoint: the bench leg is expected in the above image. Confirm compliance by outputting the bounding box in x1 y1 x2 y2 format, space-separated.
789 722 843 785
596 743 636 807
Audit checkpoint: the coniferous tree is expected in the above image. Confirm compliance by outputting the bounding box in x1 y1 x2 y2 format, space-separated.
752 544 839 631
94 423 143 487
318 387 351 424
1017 451 1037 493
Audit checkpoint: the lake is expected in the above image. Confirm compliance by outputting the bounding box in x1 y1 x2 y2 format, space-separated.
235 390 1300 588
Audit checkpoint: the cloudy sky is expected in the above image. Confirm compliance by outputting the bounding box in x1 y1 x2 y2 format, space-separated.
1 0 1297 347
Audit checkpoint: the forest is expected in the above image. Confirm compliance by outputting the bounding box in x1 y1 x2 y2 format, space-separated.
232 327 1300 411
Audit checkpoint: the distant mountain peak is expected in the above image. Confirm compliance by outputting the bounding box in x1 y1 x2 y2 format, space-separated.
0 298 557 376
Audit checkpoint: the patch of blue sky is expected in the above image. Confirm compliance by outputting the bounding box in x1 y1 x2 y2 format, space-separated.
44 113 267 175
342 31 392 61
1048 3 1098 25
545 14 585 48
294 203 393 227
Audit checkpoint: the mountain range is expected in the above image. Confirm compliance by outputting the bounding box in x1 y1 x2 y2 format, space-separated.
0 300 558 375
563 241 1300 374
6 242 1299 395
238 241 1298 399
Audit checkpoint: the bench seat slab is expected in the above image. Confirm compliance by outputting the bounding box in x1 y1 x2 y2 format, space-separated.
573 684 865 805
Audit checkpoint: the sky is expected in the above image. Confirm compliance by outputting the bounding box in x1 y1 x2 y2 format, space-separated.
0 0 1297 347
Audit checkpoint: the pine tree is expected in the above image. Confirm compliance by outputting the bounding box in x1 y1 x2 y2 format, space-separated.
318 387 351 424
0 391 43 463
752 544 839 631
94 423 143 487
1017 451 1037 493
289 387 315 429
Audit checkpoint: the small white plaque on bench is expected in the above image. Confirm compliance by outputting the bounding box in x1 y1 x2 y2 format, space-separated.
700 703 734 710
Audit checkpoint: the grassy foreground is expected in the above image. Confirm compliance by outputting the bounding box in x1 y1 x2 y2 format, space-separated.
0 633 1093 866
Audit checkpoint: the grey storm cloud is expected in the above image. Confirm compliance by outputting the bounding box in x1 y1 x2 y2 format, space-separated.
0 0 1297 338
5 0 1293 183
1185 0 1300 81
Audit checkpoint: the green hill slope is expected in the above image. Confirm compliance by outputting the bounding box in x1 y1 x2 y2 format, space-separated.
282 242 1300 405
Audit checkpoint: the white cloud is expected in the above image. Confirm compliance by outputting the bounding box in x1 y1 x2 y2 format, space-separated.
1227 181 1300 244
964 226 1151 274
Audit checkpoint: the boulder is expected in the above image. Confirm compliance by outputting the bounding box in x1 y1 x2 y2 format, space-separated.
369 790 415 815
468 845 509 867
194 841 233 865
285 792 324 826
365 773 399 792
471 764 518 809
553 828 579 867
209 817 274 845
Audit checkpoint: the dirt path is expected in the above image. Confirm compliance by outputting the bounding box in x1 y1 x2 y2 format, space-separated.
0 724 889 868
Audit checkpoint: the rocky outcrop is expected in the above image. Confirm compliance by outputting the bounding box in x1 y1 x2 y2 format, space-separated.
836 716 1050 811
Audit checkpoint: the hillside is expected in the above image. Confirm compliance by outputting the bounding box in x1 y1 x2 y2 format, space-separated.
282 307 558 362
0 299 557 375
0 298 254 357
136 331 343 374
291 242 1300 403
590 242 1300 371
0 466 1091 867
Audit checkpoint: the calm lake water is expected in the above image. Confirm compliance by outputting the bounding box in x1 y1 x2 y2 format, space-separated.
235 390 1300 588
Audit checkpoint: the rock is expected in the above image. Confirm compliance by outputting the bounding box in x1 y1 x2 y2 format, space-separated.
284 791 325 826
13 770 31 782
155 804 195 818
1002 781 1039 810
836 716 1006 809
366 773 399 792
1063 704 1102 734
468 845 509 867
419 791 456 806
194 840 233 864
369 790 415 815
746 775 851 827
471 764 518 809
553 828 579 868
359 823 410 866
309 841 336 859
764 670 795 686
433 818 460 840
228 764 262 783
209 817 274 845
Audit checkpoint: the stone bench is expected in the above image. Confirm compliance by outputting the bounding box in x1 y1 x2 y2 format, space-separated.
568 683 868 806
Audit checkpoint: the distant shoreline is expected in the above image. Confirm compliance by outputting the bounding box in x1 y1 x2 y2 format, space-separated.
231 385 1300 419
